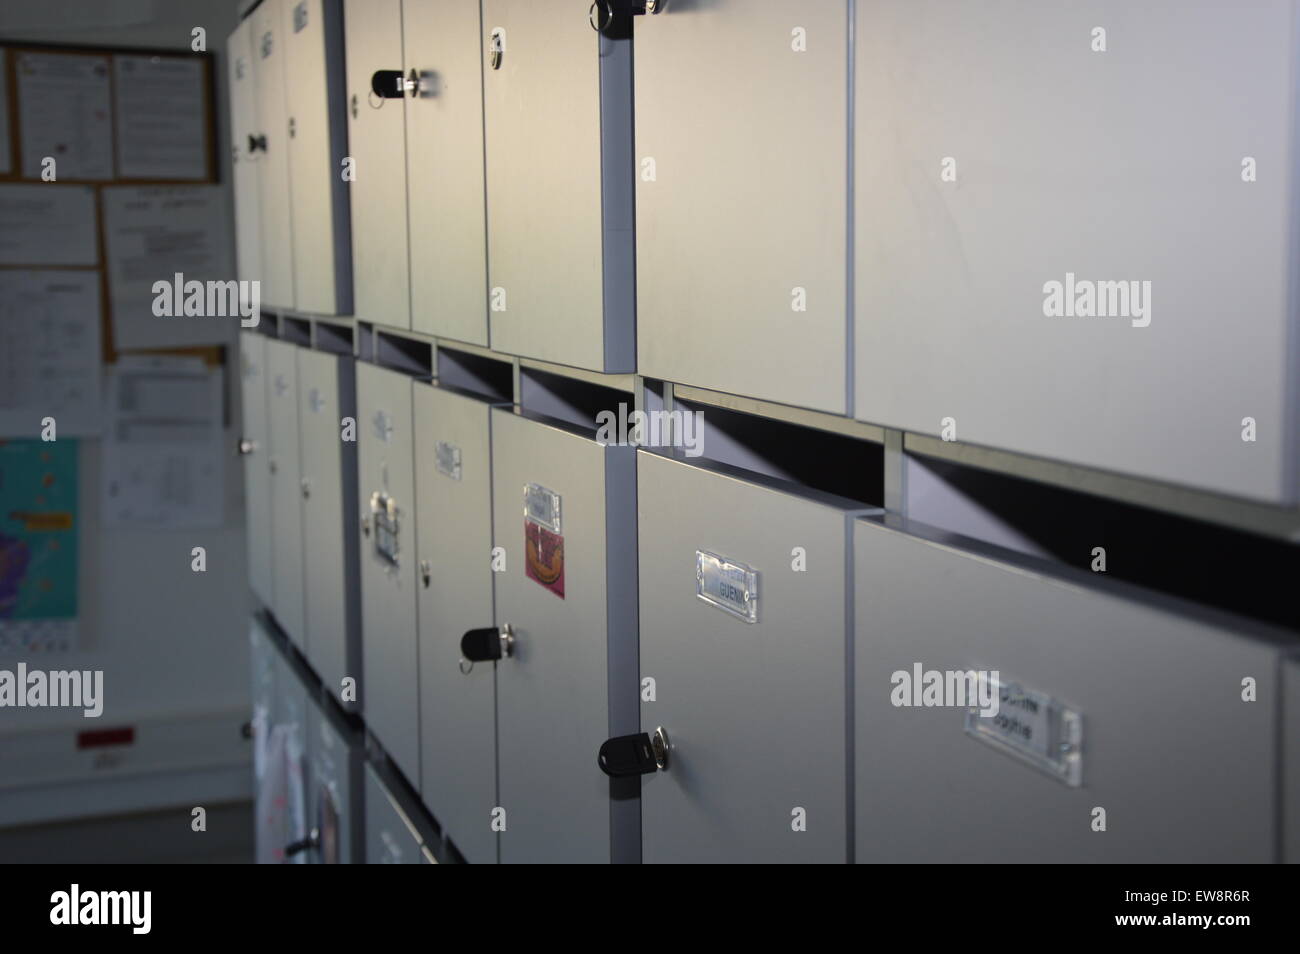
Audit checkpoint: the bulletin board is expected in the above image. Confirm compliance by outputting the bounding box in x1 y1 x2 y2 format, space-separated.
0 40 221 366
0 41 225 656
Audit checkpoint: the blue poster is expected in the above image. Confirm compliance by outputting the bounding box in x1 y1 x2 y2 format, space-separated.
0 439 78 621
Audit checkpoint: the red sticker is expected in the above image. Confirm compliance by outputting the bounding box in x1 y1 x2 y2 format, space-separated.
525 520 565 598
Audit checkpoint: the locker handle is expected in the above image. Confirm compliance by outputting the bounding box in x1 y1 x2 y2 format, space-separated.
488 29 504 71
370 69 406 102
247 134 267 154
460 623 514 665
598 727 669 778
236 436 257 456
285 827 320 858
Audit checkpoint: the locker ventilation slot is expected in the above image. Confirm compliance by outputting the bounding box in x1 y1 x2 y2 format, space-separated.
281 316 311 346
671 397 882 507
436 348 512 403
907 453 1300 633
315 321 353 356
375 331 433 379
519 366 631 436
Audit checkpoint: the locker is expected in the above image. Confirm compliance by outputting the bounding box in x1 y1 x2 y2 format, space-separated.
227 20 264 289
248 618 277 784
481 408 638 862
855 0 1300 503
297 350 361 709
238 333 273 607
404 0 490 346
413 384 497 864
365 764 424 863
635 0 849 414
272 636 312 864
249 618 281 864
282 0 353 316
853 515 1291 862
343 0 410 328
1286 657 1300 863
250 0 295 309
305 693 364 864
355 363 421 784
481 0 635 372
628 453 856 862
265 340 307 647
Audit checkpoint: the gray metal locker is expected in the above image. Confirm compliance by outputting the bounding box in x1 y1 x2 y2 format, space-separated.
413 383 497 864
249 618 277 782
404 0 489 346
227 20 264 289
283 0 353 316
854 515 1290 863
344 0 410 328
266 340 307 647
306 693 364 864
485 408 638 863
632 453 855 862
365 763 424 863
272 637 312 864
854 0 1300 503
249 618 280 863
481 0 634 372
1286 657 1300 864
297 349 360 710
251 0 295 309
239 333 274 607
355 362 421 784
635 0 849 414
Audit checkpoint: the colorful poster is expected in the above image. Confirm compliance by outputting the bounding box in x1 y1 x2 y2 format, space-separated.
0 440 78 653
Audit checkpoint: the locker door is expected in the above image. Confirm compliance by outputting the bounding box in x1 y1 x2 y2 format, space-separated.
635 0 848 414
365 764 423 863
481 1 634 372
266 340 306 647
413 384 497 864
238 333 273 607
283 0 353 315
635 453 851 862
273 644 312 864
344 0 410 328
356 363 420 783
854 516 1286 863
308 695 363 864
855 0 1299 503
298 350 359 708
248 618 277 784
1286 657 1300 864
488 409 638 863
403 0 489 346
227 21 264 288
251 0 295 309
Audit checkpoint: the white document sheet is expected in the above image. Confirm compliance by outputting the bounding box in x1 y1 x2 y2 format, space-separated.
102 185 237 349
113 55 210 180
15 51 114 180
0 270 103 438
0 184 98 266
101 355 225 529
